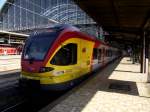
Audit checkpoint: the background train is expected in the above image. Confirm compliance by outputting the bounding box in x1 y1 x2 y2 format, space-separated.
0 45 22 55
20 24 120 90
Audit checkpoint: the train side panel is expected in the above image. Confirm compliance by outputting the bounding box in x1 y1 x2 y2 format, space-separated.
39 38 94 85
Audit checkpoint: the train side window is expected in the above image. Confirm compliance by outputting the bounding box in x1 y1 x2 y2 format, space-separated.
107 50 109 57
106 49 108 57
93 48 98 59
108 50 111 57
110 50 112 57
50 43 77 65
98 49 101 60
102 48 105 56
112 50 114 56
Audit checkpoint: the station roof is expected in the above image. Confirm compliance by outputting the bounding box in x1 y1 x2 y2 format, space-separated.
74 0 150 41
0 30 29 40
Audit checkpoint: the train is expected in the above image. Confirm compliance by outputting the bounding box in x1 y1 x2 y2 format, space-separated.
0 44 23 55
0 45 18 55
20 24 120 90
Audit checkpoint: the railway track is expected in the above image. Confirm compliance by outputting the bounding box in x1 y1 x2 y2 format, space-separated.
1 100 27 112
0 71 20 91
0 70 20 78
0 72 24 111
0 87 66 112
0 71 67 112
0 70 99 112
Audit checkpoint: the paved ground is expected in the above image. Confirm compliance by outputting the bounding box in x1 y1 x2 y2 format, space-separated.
0 55 21 72
42 57 150 112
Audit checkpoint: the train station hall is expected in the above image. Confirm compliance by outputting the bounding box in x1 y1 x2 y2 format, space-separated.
0 0 150 112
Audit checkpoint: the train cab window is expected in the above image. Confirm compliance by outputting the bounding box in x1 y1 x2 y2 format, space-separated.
23 32 59 60
50 43 77 65
93 48 98 59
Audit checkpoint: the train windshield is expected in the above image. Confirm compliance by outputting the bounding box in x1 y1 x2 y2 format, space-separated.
23 32 58 60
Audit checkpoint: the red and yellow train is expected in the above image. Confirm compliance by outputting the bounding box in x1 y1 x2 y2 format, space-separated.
20 24 120 90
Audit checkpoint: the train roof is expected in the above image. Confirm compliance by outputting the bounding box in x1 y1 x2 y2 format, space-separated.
56 24 111 47
30 24 79 36
30 24 111 48
48 24 80 32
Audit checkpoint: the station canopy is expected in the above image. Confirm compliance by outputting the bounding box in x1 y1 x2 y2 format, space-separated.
74 0 150 41
0 30 29 40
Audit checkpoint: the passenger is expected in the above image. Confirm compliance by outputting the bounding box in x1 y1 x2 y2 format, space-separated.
4 50 7 55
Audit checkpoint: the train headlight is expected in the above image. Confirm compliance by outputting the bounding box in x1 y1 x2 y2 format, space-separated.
39 67 54 73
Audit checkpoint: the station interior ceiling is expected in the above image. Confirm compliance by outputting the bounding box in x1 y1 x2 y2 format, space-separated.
74 0 150 43
1 0 150 48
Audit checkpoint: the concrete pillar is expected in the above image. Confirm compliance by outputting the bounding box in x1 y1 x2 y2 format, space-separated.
146 38 150 82
132 42 137 64
140 32 145 73
148 39 150 79
145 38 149 73
140 31 150 82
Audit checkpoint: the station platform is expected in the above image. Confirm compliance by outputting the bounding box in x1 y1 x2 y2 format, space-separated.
0 55 21 73
41 57 150 112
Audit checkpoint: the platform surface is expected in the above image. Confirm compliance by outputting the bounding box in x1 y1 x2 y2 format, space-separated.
0 55 21 73
42 57 150 112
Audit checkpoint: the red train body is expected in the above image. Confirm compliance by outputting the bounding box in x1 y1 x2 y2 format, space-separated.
0 45 19 55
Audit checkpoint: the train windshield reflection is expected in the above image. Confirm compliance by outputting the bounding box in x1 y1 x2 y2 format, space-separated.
23 32 58 60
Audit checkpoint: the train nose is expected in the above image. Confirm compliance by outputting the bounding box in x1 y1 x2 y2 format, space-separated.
28 67 36 72
21 60 44 73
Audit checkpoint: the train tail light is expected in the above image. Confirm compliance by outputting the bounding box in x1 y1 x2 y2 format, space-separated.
39 67 54 73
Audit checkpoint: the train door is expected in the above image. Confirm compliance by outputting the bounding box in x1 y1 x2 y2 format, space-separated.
92 48 98 70
91 48 103 71
98 49 102 63
80 39 94 74
105 49 108 63
102 47 105 66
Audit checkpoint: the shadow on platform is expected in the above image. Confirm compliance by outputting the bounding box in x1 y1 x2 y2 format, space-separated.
114 69 140 73
97 79 139 96
120 62 139 65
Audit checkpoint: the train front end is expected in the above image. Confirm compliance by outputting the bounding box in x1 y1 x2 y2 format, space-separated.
20 30 60 90
20 24 93 91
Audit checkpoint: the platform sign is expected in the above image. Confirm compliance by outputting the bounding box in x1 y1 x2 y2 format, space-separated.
97 27 106 41
98 34 105 40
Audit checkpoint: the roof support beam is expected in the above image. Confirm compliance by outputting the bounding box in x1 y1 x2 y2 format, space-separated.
109 0 120 27
103 26 140 35
141 10 150 30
